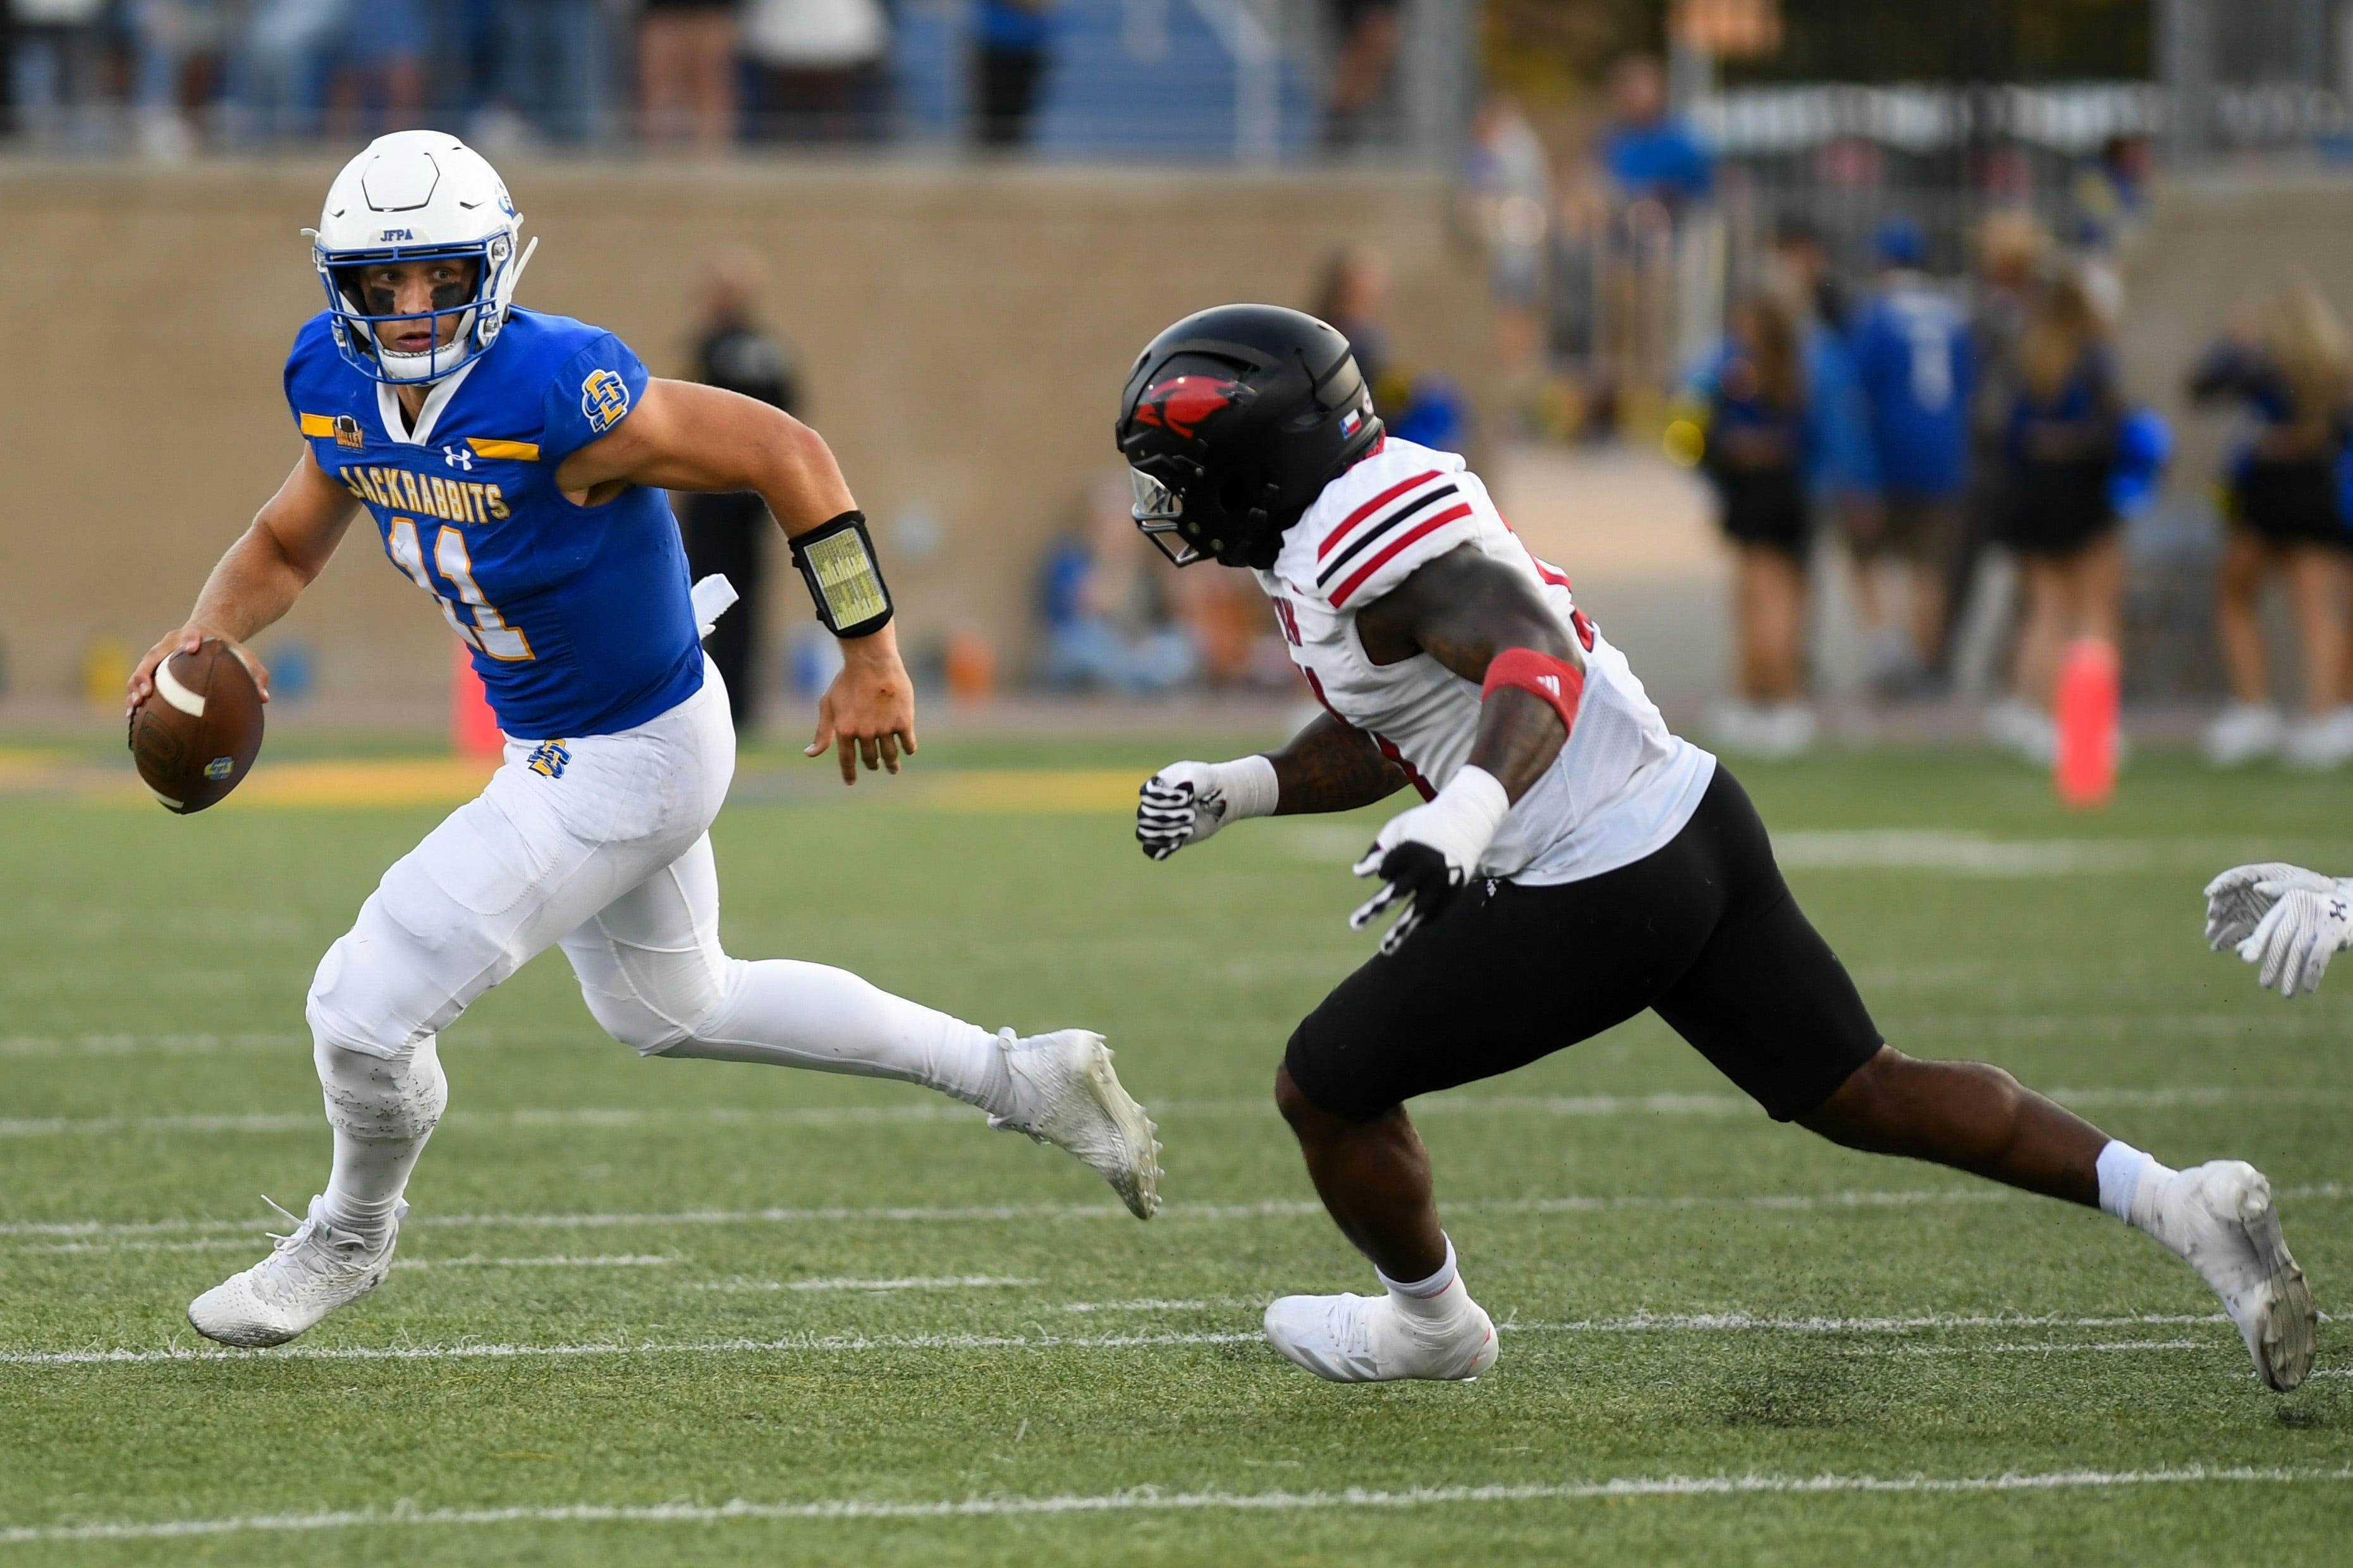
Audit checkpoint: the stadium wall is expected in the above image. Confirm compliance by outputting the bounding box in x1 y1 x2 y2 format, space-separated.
0 161 1488 720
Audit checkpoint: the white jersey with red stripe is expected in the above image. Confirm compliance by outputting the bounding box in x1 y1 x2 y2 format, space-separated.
1256 437 1716 885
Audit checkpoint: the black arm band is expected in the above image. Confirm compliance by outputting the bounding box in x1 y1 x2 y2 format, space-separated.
788 510 894 638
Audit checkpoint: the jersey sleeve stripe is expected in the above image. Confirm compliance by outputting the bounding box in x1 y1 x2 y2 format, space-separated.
1316 468 1443 559
298 413 335 437
1314 483 1461 588
1327 502 1476 608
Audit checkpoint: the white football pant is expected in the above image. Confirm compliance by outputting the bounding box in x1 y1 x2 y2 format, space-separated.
302 660 1010 1232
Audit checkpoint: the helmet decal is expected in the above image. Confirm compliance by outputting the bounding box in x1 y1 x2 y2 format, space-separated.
1133 375 1256 441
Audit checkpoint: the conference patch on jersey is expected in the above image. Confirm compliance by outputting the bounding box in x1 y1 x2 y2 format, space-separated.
580 367 632 434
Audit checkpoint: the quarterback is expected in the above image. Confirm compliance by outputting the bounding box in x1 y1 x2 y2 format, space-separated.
1120 305 2316 1389
127 132 1159 1349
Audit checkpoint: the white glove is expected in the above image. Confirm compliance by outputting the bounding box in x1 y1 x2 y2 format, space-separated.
1350 766 1510 955
1136 755 1278 861
2237 875 2353 998
2204 861 2336 952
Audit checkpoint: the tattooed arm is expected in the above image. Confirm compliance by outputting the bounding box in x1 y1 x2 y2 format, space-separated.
1135 711 1402 861
1352 544 1582 802
1268 711 1407 816
1342 545 1586 951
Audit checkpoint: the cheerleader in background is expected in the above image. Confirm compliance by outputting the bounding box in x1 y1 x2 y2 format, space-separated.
2191 279 2353 770
1688 290 1867 756
1986 271 2124 764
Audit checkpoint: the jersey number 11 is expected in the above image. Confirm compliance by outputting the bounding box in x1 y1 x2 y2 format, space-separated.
387 516 534 662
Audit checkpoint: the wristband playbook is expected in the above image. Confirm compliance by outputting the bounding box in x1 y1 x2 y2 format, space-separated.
790 510 894 638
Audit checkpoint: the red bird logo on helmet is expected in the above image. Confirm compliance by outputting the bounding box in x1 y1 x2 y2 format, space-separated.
1133 375 1256 440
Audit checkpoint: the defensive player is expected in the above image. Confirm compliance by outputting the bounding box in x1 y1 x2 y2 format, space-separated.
1118 304 2315 1388
2206 862 2353 997
128 131 1159 1349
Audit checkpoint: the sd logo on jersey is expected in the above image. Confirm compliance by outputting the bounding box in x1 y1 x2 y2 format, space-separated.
580 368 631 434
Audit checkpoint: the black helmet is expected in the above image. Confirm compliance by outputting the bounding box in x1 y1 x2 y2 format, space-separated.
1116 303 1383 569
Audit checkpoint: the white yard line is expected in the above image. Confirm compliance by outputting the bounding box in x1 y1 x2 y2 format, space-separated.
395 1255 680 1271
9 1182 2350 1246
8 1009 2340 1059
6 1083 2338 1139
6 1466 2349 1543
1282 826 2339 876
0 1310 2292 1370
697 1275 1039 1294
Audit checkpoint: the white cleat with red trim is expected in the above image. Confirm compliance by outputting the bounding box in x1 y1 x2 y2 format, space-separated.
1262 1282 1498 1383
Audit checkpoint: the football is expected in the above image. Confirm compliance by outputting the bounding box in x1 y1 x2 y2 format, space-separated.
127 638 265 813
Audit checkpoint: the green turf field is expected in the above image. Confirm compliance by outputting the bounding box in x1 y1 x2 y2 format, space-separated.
5 741 2353 1564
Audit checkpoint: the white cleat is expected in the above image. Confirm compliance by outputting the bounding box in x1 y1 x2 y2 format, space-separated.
186 1196 403 1348
989 1029 1162 1219
2152 1161 2318 1391
1262 1287 1498 1383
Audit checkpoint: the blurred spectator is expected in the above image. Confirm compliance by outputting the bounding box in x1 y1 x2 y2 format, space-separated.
2191 280 2353 769
499 0 611 143
1462 93 1550 379
639 0 738 150
745 0 890 143
677 250 801 732
1036 475 1199 695
1312 245 1393 408
329 0 428 140
129 0 226 159
2072 133 2152 256
970 0 1055 150
11 0 109 147
1944 210 2050 680
235 0 348 141
1847 217 1973 698
1768 214 1847 334
1685 289 1871 757
1165 566 1290 691
424 0 506 129
1598 56 1711 213
1985 270 2122 764
1321 0 1397 152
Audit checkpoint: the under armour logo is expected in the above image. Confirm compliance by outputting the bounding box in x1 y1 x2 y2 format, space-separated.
442 444 475 471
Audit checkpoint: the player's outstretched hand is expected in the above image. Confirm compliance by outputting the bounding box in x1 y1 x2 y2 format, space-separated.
1135 756 1277 861
2237 875 2353 999
2204 862 2333 952
807 635 917 786
126 626 269 717
1348 767 1509 956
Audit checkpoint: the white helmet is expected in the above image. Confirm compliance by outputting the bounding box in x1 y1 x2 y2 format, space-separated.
307 130 537 386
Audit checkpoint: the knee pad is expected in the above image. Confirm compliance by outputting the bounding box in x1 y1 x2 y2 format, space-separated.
316 1035 448 1143
582 953 739 1057
308 882 498 1061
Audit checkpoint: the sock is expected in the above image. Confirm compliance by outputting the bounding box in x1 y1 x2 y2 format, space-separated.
1376 1236 1465 1322
658 958 1015 1117
2096 1138 2182 1241
317 1035 448 1239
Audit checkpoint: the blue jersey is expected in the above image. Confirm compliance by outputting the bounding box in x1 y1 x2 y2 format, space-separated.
1850 279 1975 498
284 307 704 739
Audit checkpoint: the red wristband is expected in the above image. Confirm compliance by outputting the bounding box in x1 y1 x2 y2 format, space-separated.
1482 647 1584 734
